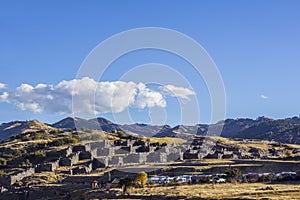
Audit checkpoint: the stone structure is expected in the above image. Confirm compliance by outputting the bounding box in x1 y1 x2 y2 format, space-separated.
59 152 79 166
35 160 59 172
123 153 147 165
72 144 91 152
0 168 35 186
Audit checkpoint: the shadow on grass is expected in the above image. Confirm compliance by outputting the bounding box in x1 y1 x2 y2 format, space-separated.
268 180 300 185
115 195 254 200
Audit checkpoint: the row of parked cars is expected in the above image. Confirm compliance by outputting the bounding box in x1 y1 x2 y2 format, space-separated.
148 174 227 185
148 171 299 185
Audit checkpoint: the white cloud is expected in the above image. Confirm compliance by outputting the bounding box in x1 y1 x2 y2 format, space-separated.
0 77 193 115
260 95 268 99
134 83 166 109
0 83 6 89
0 92 9 102
159 84 195 100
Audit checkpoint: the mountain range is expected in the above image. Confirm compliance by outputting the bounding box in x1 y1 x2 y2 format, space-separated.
1 116 300 144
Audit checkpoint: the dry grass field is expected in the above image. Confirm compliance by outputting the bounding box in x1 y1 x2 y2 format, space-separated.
127 182 300 199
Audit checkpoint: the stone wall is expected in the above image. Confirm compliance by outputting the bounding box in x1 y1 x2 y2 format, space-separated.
123 153 147 165
108 156 123 166
79 151 92 160
92 158 106 169
0 168 35 186
97 148 114 156
35 160 59 172
59 152 79 166
72 162 92 175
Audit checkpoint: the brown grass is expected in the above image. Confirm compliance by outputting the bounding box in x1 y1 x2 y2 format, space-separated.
130 182 300 199
144 137 186 145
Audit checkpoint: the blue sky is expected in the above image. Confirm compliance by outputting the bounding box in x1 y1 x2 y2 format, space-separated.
0 0 299 125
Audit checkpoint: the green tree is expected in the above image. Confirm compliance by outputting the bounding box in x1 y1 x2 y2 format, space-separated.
135 171 148 187
13 149 22 157
285 150 293 157
21 159 31 167
225 168 242 180
0 158 7 166
119 176 132 195
111 129 117 134
117 131 126 138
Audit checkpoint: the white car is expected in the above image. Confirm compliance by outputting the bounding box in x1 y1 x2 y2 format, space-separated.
216 178 226 183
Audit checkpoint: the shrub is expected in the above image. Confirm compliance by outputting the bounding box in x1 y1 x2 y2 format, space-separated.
20 159 31 167
135 171 148 188
25 150 46 164
0 158 7 166
168 177 179 186
13 149 22 157
225 168 242 180
49 136 79 146
119 176 133 195
117 131 126 138
20 134 30 141
50 129 64 134
285 150 293 157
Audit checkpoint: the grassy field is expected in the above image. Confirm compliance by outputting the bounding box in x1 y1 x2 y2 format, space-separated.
127 182 300 199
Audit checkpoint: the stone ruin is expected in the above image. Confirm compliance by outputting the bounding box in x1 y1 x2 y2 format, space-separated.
0 168 35 186
0 136 279 186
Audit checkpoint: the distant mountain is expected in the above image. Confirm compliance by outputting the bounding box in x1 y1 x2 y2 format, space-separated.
1 116 300 144
119 123 165 137
230 117 300 144
52 117 88 129
52 117 122 133
0 120 55 142
152 124 208 137
153 125 175 137
152 117 300 144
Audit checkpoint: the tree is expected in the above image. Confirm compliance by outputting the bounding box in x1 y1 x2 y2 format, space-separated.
117 131 126 138
225 168 242 180
13 149 22 157
111 129 117 134
285 150 293 157
0 158 7 166
119 176 132 195
135 171 148 187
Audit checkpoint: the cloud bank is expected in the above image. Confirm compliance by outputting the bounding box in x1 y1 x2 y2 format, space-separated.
0 77 195 115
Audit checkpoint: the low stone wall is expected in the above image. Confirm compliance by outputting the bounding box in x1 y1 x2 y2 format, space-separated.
35 160 59 172
0 168 35 186
72 162 92 175
97 148 114 156
59 153 79 166
92 158 106 169
79 151 92 160
72 144 91 152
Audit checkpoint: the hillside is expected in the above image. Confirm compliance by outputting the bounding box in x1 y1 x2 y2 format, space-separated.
231 117 300 144
0 120 55 142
